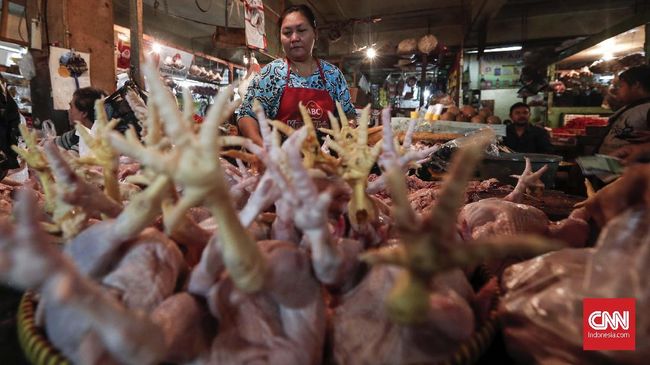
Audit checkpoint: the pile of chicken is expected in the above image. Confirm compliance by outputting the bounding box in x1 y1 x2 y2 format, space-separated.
498 167 650 365
1 63 592 365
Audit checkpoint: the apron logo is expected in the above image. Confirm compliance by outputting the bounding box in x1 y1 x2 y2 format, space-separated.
305 100 324 119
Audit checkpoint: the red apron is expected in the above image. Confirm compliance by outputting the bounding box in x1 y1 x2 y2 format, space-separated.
275 59 335 130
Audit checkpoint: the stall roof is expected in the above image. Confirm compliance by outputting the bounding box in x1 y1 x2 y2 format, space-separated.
556 25 645 70
112 0 649 79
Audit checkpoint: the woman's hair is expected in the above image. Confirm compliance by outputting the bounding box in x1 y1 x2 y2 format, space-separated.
618 65 650 93
278 4 317 30
72 87 107 122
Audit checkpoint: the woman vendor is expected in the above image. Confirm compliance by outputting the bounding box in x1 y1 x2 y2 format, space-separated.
236 5 356 146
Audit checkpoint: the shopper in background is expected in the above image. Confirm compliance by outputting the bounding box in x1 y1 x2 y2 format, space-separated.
598 65 650 155
503 102 553 154
0 79 21 176
55 87 107 152
236 4 355 146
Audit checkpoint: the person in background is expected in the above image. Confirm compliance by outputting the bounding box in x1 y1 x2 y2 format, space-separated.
598 65 650 155
236 4 355 146
503 102 553 154
55 87 107 152
0 79 21 175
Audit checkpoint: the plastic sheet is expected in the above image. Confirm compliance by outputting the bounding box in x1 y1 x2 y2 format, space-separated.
427 128 499 171
499 207 650 364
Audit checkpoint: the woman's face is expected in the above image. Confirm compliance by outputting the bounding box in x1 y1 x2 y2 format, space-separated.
280 12 316 62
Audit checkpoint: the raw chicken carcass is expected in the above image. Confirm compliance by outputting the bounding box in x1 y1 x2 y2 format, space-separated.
111 63 327 363
332 122 523 364
151 292 217 363
332 264 476 365
102 227 185 311
500 207 650 365
458 158 589 247
1 190 167 365
198 239 326 365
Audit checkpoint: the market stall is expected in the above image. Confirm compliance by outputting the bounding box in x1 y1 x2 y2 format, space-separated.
114 25 247 118
1 1 650 364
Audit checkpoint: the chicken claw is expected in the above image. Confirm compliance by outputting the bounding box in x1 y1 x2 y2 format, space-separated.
362 133 557 324
321 104 382 227
109 62 266 293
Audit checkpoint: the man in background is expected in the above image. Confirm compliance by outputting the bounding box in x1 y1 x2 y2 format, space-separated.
598 65 650 155
503 102 553 154
0 80 21 177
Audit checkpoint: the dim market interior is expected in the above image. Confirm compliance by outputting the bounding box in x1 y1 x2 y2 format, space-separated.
0 0 649 364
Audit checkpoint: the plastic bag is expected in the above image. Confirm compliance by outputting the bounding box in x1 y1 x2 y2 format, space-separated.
499 207 650 364
41 120 57 139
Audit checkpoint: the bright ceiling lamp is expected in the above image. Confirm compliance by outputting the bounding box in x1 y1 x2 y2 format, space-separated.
366 47 377 59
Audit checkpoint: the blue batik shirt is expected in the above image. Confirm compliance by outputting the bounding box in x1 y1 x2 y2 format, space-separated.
236 58 355 121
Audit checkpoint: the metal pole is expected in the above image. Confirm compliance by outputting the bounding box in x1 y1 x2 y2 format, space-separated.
130 0 144 88
419 54 428 108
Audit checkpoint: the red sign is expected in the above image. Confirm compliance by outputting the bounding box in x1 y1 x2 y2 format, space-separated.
583 298 635 351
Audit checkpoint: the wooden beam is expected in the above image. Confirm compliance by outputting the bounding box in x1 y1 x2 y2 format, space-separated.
67 0 117 93
0 35 27 46
464 0 507 43
130 0 144 87
1 0 9 37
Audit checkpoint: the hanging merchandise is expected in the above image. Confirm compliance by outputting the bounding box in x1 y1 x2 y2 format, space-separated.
397 38 417 55
152 43 194 78
244 0 267 50
116 39 131 70
417 34 438 54
49 47 91 110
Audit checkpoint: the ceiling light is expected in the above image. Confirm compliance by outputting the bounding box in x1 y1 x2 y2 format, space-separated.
602 52 614 61
366 47 377 59
152 42 162 53
465 45 522 54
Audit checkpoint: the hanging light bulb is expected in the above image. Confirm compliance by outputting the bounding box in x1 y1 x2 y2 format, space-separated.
366 47 377 59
